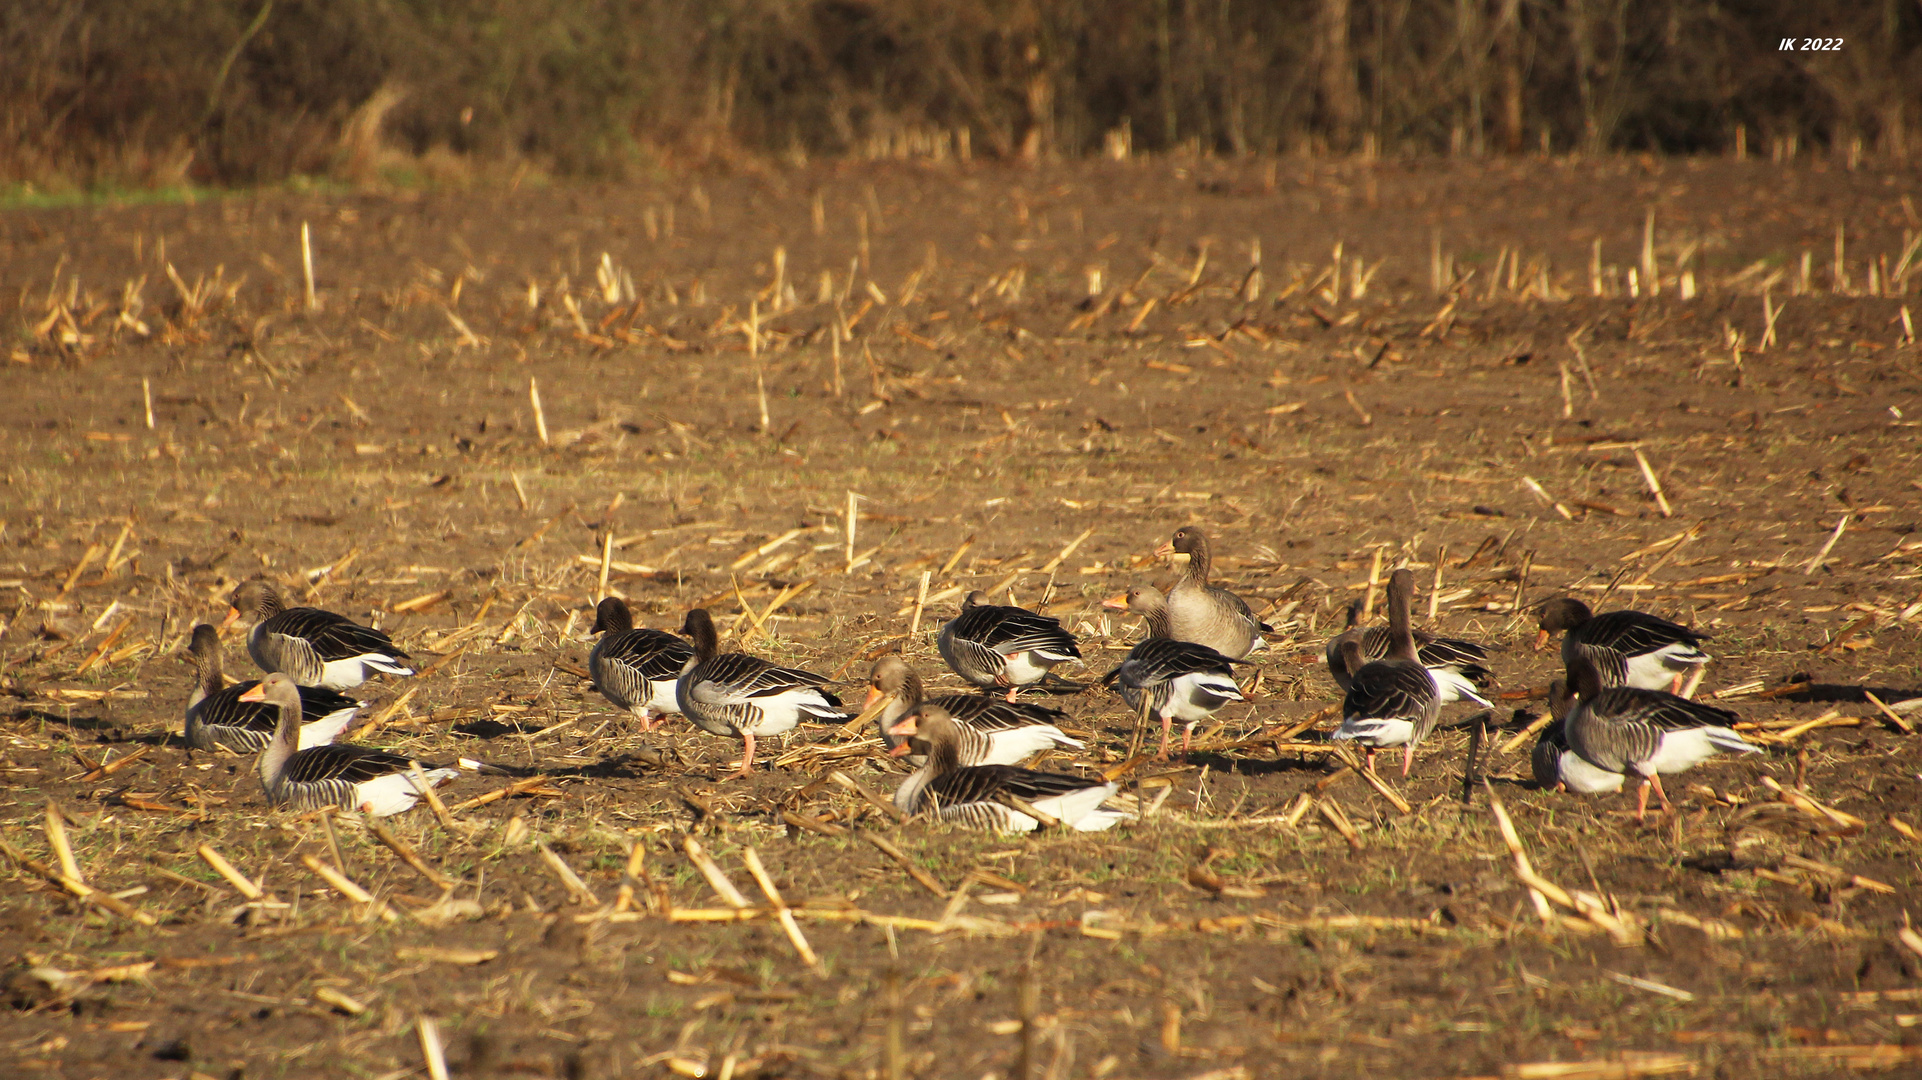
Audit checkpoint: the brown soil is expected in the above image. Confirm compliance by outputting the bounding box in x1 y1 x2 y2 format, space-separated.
2 155 1921 1080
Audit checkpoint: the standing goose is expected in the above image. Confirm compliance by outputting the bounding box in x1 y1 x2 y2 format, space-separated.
238 673 459 816
1530 681 1626 794
676 609 846 776
1330 569 1441 777
1536 597 1710 695
858 656 1081 770
885 705 1127 833
936 591 1082 701
1561 654 1760 822
1101 629 1244 760
588 597 695 731
184 623 362 753
1154 527 1270 659
1325 599 1495 706
224 579 414 691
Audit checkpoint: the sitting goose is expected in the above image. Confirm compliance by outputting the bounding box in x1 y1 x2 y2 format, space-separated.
1530 682 1626 794
858 656 1081 772
936 591 1082 701
184 623 362 753
588 597 695 731
1536 597 1710 695
1561 654 1760 822
239 673 459 816
224 579 414 691
1153 527 1270 659
1330 569 1441 777
885 705 1127 833
1325 599 1494 706
1100 595 1245 759
676 609 846 776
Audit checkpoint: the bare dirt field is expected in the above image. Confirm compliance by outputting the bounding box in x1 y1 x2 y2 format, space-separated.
2 155 1921 1080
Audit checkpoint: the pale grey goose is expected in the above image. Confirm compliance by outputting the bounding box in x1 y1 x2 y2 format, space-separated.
1153 527 1269 659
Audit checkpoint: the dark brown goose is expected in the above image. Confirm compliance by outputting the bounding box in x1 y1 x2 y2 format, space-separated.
588 597 695 731
1153 527 1269 659
675 609 846 776
240 673 458 816
885 705 1126 833
224 579 414 690
1330 569 1440 776
184 624 362 753
1324 598 1494 706
1561 654 1759 821
1536 596 1710 694
935 591 1082 701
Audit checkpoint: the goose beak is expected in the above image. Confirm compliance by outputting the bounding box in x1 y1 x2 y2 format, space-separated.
887 741 915 758
1533 629 1550 651
1152 541 1175 558
237 683 266 703
220 606 241 630
1101 591 1129 611
886 715 918 739
853 688 893 728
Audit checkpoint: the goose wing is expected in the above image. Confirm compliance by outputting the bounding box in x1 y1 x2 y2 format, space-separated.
1581 611 1704 656
599 629 695 680
952 605 1081 659
281 744 424 785
1589 686 1738 733
926 764 1107 806
1343 658 1439 722
267 608 409 661
689 653 836 705
936 695 1071 732
1111 638 1237 690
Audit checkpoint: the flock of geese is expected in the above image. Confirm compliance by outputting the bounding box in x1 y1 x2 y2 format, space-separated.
177 527 1757 833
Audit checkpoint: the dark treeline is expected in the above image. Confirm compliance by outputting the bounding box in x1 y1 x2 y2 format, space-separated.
2 0 1917 186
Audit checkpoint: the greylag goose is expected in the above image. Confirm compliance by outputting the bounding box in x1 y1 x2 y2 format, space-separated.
1325 599 1494 706
1561 654 1759 822
1530 682 1625 794
1536 597 1710 694
224 579 414 690
1102 584 1172 638
858 656 1081 770
936 591 1082 701
1330 569 1441 777
885 705 1127 832
184 623 361 753
238 673 458 816
588 597 695 731
675 609 846 775
1102 633 1244 760
1153 527 1269 659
